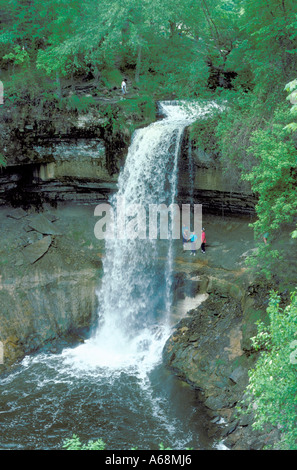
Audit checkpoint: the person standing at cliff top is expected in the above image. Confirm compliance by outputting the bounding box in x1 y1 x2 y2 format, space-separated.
263 231 269 244
121 79 127 95
201 228 206 253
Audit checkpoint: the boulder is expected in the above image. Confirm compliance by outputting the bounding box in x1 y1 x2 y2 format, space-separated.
6 208 28 219
28 213 61 235
229 365 247 385
22 236 52 264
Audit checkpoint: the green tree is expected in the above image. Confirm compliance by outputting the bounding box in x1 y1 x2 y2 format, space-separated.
227 0 297 93
0 0 244 99
243 106 297 236
284 78 297 240
242 289 297 449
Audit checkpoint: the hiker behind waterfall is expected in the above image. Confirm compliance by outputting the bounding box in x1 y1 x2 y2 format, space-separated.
189 232 198 256
182 224 190 250
201 228 206 253
121 79 127 95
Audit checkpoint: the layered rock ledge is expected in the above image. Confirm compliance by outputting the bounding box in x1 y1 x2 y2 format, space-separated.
0 203 103 369
164 213 296 450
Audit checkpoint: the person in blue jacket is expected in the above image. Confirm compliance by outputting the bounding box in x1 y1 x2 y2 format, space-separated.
189 231 198 256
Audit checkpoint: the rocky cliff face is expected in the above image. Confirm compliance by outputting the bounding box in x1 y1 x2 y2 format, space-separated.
0 109 121 207
165 215 279 450
164 277 275 450
177 129 257 216
1 102 257 215
1 139 119 206
0 204 103 370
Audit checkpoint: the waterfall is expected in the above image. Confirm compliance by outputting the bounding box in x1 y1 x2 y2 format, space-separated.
64 101 219 374
188 140 195 207
0 100 228 452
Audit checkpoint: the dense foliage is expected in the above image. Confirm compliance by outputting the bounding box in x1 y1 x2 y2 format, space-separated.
242 289 297 449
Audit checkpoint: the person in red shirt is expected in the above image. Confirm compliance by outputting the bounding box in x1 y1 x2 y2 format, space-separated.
201 228 206 253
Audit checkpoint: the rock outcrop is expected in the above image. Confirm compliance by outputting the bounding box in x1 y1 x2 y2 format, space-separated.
0 204 103 370
164 278 273 449
177 130 257 216
1 102 257 215
164 219 284 450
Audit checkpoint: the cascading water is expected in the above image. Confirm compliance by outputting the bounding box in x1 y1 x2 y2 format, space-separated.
63 100 217 373
0 100 225 451
188 140 195 207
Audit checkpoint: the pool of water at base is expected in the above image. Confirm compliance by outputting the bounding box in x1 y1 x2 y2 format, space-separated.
0 346 224 450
